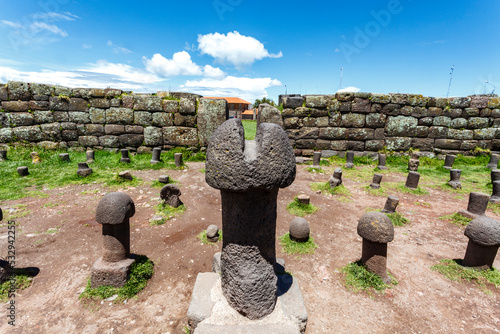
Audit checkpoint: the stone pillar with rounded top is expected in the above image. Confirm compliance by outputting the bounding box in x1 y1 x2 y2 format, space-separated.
91 192 135 288
463 216 500 269
204 119 296 320
408 153 419 171
357 212 394 284
459 192 490 219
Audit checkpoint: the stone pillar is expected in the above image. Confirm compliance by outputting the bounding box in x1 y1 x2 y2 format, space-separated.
0 150 7 161
490 181 500 204
377 153 388 170
405 171 420 189
77 162 93 177
370 174 383 189
487 154 499 170
345 151 354 168
312 151 321 169
408 153 419 171
463 216 500 269
447 169 462 189
205 119 295 320
174 153 183 167
120 149 131 163
459 192 490 219
59 153 70 162
329 168 342 188
150 147 161 164
381 195 399 213
443 154 456 170
91 192 135 288
17 166 29 176
491 169 500 183
86 150 95 163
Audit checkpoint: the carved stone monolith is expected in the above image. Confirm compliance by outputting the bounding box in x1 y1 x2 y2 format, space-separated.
150 147 161 164
120 149 131 163
17 166 29 176
205 119 296 320
443 154 456 170
174 152 183 167
459 192 490 219
377 153 388 170
381 195 399 213
312 151 321 169
77 162 93 177
448 169 462 189
329 168 343 188
345 151 354 168
408 153 419 171
370 174 383 189
405 171 420 189
463 216 500 269
86 150 95 163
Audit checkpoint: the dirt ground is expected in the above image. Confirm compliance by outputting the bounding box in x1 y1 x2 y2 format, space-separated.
0 161 499 334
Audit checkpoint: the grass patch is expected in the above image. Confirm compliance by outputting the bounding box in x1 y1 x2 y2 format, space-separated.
341 261 398 294
396 184 429 195
278 232 317 255
79 255 154 302
306 166 324 173
150 202 186 225
311 182 351 196
197 230 223 245
488 202 500 214
363 185 386 196
241 120 256 140
431 259 500 293
286 197 319 217
0 274 32 302
386 212 409 226
438 213 472 226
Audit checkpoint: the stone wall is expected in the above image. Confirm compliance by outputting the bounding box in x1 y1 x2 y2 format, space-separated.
0 81 227 150
278 93 500 156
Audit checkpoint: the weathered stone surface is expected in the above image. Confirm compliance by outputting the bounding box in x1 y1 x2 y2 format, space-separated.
347 141 365 151
488 98 500 109
282 107 309 118
428 107 443 117
339 101 352 112
461 140 479 151
144 126 163 146
79 136 99 147
29 100 49 110
40 123 61 141
49 96 69 111
448 129 473 140
198 98 227 147
0 128 13 142
13 125 42 141
474 128 496 140
465 216 500 247
408 94 427 107
124 125 143 134
365 140 384 151
419 117 433 126
316 117 329 127
30 83 53 96
374 128 385 140
173 113 197 127
99 135 119 147
447 108 463 118
8 81 31 100
134 111 152 126
105 124 125 135
295 139 315 149
327 99 341 112
357 212 394 243
257 104 283 128
318 127 346 140
283 96 304 108
152 112 174 127
370 93 390 104
304 95 329 108
179 97 197 115
106 107 134 124
433 116 451 127
365 113 387 128
348 128 374 140
450 118 468 129
411 138 434 151
2 101 29 112
134 96 163 111
85 124 105 136
284 117 300 129
119 134 144 147
464 108 480 117
33 110 54 124
68 111 90 124
163 126 198 146
69 98 89 111
416 126 429 138
341 113 365 128
302 117 316 127
352 98 371 113
450 97 471 108
381 103 401 116
428 126 448 139
53 111 69 122
163 99 179 113
0 86 8 101
88 107 106 124
160 184 182 207
468 117 489 129
435 139 461 150
470 96 489 109
385 137 412 151
62 130 78 141
385 116 417 137
90 98 110 109
206 225 220 242
411 107 428 118
9 112 34 126
289 217 310 242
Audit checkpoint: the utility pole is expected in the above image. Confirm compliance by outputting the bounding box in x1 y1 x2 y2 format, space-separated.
339 67 343 90
446 65 454 97
485 81 496 95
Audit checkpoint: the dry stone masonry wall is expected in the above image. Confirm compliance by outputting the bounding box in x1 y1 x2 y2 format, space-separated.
0 81 227 151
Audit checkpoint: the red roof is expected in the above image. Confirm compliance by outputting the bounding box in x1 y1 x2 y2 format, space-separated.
204 97 252 105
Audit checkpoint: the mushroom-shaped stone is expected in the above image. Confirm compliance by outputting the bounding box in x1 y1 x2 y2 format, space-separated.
289 217 310 242
463 216 500 269
160 184 182 208
92 192 136 288
357 212 394 283
206 224 220 243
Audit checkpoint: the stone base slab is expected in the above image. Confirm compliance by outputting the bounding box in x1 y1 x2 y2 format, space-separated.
187 272 307 334
90 257 134 288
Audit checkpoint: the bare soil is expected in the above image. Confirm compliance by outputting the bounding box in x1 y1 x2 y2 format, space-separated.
0 162 499 334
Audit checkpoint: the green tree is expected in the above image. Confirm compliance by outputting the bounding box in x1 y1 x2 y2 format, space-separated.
253 97 276 108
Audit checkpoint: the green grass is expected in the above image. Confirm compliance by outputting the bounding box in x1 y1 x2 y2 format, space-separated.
79 255 154 302
488 202 500 214
306 166 324 173
386 212 410 226
438 213 472 226
286 196 319 217
150 202 186 225
363 185 386 196
396 184 429 195
241 120 257 140
0 274 32 302
341 261 398 294
278 232 317 255
197 230 223 245
0 146 203 201
431 259 500 293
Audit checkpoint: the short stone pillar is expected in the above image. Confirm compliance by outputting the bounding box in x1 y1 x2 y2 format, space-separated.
0 150 7 161
91 192 135 288
297 194 310 205
491 169 500 183
405 171 420 189
30 151 40 164
408 153 419 171
490 181 500 204
59 153 70 162
86 150 95 163
357 212 394 284
487 154 500 170
463 216 500 269
289 217 310 242
312 151 321 169
118 170 133 180
160 184 182 207
120 149 131 163
174 153 183 167
377 153 388 170
17 166 29 176
459 192 490 219
77 162 93 177
205 119 296 319
150 147 161 164
443 154 456 170
447 169 462 189
381 195 399 213
158 175 170 184
206 225 220 243
345 151 354 169
329 168 342 188
370 174 383 189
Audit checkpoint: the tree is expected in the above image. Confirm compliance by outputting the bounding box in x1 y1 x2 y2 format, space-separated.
253 97 276 108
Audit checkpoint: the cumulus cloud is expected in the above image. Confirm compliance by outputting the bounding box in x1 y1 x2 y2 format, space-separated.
143 51 225 78
197 31 283 68
203 65 225 78
337 86 361 93
182 76 282 102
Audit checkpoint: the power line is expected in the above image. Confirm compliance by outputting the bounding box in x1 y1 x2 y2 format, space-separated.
446 65 454 97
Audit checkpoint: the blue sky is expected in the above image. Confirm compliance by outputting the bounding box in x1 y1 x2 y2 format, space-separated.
0 0 499 103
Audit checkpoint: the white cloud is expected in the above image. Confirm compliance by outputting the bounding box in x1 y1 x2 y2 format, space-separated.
107 40 132 54
143 51 202 77
82 44 92 49
32 12 79 21
182 76 282 102
203 65 225 78
197 31 282 67
31 22 68 37
337 86 361 93
1 20 22 28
